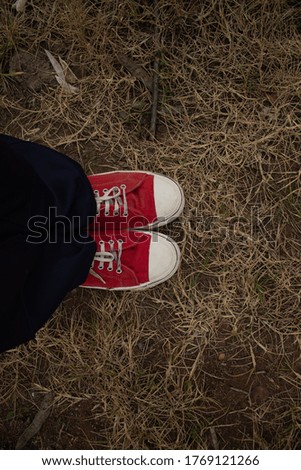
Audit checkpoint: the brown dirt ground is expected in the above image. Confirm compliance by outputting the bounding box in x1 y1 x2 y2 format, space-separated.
0 0 301 450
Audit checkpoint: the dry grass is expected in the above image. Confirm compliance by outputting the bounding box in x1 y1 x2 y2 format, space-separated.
1 0 301 449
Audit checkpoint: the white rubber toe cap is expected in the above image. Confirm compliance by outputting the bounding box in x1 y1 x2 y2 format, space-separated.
147 232 181 287
153 174 185 227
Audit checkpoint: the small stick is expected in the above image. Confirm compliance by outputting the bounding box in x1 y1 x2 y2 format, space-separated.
150 56 159 140
210 427 219 450
16 392 55 449
150 0 160 140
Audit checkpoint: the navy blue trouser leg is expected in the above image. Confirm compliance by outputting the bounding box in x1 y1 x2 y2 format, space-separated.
0 135 97 352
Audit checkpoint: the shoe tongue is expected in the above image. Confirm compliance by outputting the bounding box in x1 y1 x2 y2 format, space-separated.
102 232 150 250
107 172 147 192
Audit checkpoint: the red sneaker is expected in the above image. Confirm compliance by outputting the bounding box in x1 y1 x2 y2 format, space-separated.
88 171 184 230
81 230 180 290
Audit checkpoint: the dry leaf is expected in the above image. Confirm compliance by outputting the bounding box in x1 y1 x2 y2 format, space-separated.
58 57 78 84
55 75 79 94
12 0 28 12
45 49 79 94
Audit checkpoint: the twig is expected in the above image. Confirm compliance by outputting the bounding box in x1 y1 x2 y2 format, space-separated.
150 0 160 140
210 427 219 450
16 392 55 449
150 56 159 140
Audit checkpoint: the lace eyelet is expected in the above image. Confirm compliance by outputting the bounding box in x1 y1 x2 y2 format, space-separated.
116 268 122 274
113 210 119 216
123 212 128 217
105 211 110 216
109 240 114 245
120 184 126 189
107 266 113 272
117 239 123 244
103 188 108 193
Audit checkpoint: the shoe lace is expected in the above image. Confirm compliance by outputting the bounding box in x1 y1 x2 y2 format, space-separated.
89 239 123 284
94 185 128 217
